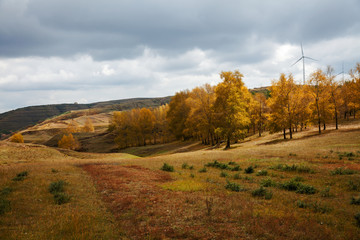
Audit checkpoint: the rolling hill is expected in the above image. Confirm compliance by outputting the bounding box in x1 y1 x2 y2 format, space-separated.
0 96 171 135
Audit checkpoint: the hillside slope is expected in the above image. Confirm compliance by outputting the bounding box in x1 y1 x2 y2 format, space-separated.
0 96 171 134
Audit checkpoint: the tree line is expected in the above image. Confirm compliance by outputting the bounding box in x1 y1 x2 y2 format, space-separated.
109 63 360 149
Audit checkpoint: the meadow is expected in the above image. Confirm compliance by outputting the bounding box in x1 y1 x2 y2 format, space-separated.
1 121 360 239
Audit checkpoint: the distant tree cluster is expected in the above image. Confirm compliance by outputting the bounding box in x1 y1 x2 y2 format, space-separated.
109 105 171 148
109 63 360 149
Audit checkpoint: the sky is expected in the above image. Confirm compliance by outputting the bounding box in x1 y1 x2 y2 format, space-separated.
0 0 360 113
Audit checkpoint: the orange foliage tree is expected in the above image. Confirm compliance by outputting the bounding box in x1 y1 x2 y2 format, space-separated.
58 133 80 150
9 132 24 143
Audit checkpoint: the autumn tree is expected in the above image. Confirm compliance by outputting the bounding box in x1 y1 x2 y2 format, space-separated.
213 70 251 149
153 104 170 144
349 62 360 117
66 120 80 133
82 117 95 132
58 133 80 150
267 74 308 139
307 69 332 134
249 93 268 137
185 84 216 145
138 108 155 145
326 66 342 130
9 132 24 143
166 90 191 140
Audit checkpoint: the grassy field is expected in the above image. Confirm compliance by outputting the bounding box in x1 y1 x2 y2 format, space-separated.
1 122 360 239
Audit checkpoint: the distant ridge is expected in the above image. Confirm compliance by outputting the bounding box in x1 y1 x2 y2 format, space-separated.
0 97 172 134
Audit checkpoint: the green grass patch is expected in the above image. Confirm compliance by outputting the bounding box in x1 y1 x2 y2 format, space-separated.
162 179 205 192
260 177 277 187
256 170 268 176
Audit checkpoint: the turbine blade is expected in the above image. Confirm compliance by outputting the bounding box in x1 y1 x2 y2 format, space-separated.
301 43 304 56
291 57 303 66
304 56 318 61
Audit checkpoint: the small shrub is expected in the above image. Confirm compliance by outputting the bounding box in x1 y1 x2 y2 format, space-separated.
51 168 58 173
231 165 241 171
189 166 194 170
220 171 228 178
49 180 66 194
289 153 297 157
256 170 268 176
351 196 360 205
271 164 314 173
225 180 243 192
280 179 316 194
1 187 12 196
320 187 332 198
244 166 254 174
233 173 241 179
260 177 277 187
160 163 174 172
12 171 28 181
292 176 304 182
330 167 357 175
182 163 189 169
252 186 273 199
198 167 207 173
297 200 308 208
228 161 237 165
205 160 230 170
348 180 360 191
190 173 195 178
355 213 360 227
0 198 11 215
53 192 71 205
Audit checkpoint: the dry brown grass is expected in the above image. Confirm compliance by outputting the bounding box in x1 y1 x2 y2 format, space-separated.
0 120 360 239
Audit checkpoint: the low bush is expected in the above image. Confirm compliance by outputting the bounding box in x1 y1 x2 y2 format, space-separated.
0 198 10 215
244 166 254 174
271 164 314 173
206 160 230 170
351 196 360 205
355 213 360 227
330 168 357 175
54 192 71 205
49 180 71 205
225 180 243 192
160 163 174 172
198 167 207 173
260 177 277 187
12 171 28 181
233 173 241 180
220 171 228 178
182 163 189 169
296 200 332 213
251 186 273 199
280 179 316 194
348 180 360 191
49 180 66 194
256 170 268 176
320 187 332 198
231 165 241 171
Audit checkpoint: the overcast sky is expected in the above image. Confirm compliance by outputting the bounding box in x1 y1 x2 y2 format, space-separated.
1 0 360 113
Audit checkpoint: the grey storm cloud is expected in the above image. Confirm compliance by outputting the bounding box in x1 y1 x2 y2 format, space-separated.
0 0 360 113
1 0 359 60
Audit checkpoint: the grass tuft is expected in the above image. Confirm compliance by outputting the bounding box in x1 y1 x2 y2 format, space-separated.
330 168 357 175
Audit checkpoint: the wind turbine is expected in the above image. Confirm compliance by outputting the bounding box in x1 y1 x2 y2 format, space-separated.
291 43 317 85
336 62 345 81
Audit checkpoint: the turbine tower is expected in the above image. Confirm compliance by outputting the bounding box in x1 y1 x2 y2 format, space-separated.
291 43 317 85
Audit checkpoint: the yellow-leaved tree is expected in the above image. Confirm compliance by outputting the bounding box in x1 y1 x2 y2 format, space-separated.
58 133 80 150
213 70 251 149
9 132 24 143
82 117 95 132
